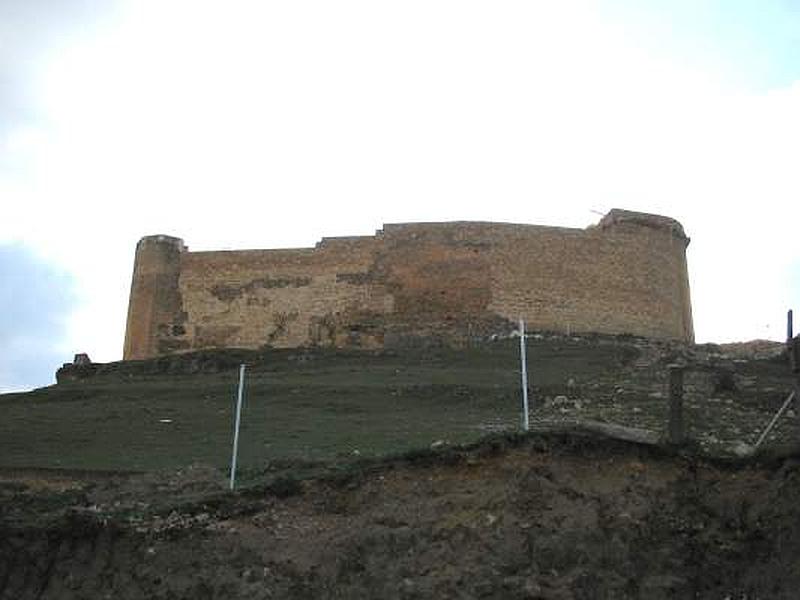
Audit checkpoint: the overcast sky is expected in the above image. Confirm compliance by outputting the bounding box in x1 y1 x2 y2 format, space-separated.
1 0 799 392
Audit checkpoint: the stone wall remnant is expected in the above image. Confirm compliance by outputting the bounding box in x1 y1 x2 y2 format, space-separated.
123 209 694 360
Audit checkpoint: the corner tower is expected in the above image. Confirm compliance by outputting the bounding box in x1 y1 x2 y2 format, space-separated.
123 235 186 360
598 209 694 342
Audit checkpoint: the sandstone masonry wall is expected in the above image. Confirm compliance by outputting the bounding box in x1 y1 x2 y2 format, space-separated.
122 210 694 360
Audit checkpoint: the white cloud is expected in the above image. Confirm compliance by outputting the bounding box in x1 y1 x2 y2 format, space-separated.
1 0 798 371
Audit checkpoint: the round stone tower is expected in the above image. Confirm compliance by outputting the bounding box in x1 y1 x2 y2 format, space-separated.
123 235 186 360
598 209 694 342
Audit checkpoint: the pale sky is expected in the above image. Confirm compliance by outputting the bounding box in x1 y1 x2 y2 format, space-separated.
1 0 799 392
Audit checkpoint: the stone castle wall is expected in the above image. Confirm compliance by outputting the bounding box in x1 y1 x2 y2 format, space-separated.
122 209 694 360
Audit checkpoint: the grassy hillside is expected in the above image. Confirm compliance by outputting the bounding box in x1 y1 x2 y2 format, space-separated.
0 338 636 472
1 334 796 473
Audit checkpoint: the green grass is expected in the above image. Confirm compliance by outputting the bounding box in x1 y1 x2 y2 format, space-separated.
0 338 634 472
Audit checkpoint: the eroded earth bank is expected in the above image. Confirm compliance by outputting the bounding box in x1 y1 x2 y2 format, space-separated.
2 434 800 600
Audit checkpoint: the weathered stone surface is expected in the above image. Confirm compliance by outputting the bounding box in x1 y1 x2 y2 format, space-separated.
123 209 694 360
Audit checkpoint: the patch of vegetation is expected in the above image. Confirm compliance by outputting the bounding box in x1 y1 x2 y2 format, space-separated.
266 475 303 498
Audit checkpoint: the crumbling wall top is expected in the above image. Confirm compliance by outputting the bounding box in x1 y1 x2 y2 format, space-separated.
597 209 689 244
137 235 187 252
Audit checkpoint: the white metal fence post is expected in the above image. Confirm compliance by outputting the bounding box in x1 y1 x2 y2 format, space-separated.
520 318 530 431
229 363 246 491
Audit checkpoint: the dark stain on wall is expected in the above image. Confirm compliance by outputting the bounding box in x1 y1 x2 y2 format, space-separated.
267 311 300 344
378 242 492 317
335 272 372 285
194 325 242 348
211 276 312 302
308 311 385 348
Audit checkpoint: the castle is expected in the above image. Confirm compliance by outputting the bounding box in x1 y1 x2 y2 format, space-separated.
123 209 693 360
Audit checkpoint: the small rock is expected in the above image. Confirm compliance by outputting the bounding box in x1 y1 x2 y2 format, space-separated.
731 441 753 457
788 409 796 418
632 407 642 414
567 378 576 388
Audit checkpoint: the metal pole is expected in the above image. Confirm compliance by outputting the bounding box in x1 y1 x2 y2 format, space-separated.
787 310 798 374
754 391 796 450
229 364 246 491
519 318 529 431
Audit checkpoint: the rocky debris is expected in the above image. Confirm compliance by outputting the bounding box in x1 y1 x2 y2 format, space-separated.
731 441 754 457
518 331 798 458
715 339 787 360
545 395 584 412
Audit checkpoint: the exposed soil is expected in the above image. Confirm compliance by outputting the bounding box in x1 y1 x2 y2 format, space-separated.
2 433 800 599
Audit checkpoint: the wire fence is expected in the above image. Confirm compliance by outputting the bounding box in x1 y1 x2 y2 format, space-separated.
1 325 798 478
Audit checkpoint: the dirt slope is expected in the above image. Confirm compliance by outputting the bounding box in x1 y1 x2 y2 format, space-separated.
2 434 800 600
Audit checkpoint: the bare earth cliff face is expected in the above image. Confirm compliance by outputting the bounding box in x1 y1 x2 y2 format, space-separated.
123 209 694 360
3 435 800 600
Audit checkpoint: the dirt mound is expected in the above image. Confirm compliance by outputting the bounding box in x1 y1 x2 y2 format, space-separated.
2 433 800 599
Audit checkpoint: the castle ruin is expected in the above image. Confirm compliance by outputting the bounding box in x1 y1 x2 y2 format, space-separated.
123 209 693 360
